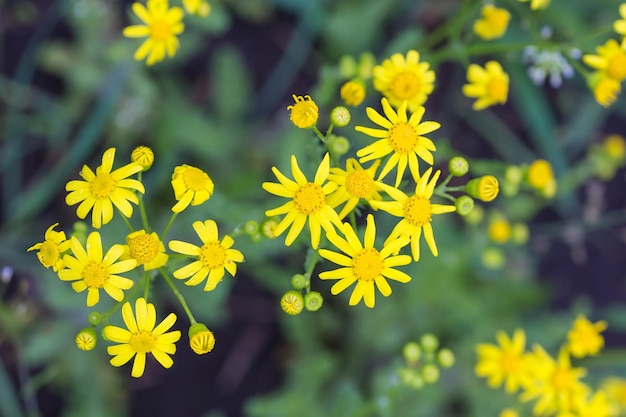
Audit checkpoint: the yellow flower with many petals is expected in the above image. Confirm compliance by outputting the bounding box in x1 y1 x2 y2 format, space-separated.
473 5 511 40
171 164 214 213
370 168 456 261
262 153 342 249
373 49 436 111
65 148 145 229
104 298 181 378
124 230 169 271
583 39 626 83
182 0 210 16
287 94 319 129
58 232 137 307
463 61 510 110
475 329 533 394
615 4 626 45
168 220 244 291
326 159 385 219
355 98 440 187
518 0 550 10
567 314 608 358
28 223 72 272
589 73 621 108
319 214 411 308
123 0 185 66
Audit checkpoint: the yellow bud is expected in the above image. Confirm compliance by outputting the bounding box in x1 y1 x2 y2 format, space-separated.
76 327 97 351
188 323 215 355
466 176 499 202
131 146 154 171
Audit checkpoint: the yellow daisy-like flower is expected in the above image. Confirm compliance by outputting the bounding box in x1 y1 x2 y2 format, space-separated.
124 230 169 271
262 153 342 249
615 4 626 44
104 298 181 378
527 159 554 190
28 223 72 272
373 49 436 111
567 314 608 358
326 158 385 219
58 232 137 307
65 148 145 229
590 73 621 108
521 346 589 416
475 329 533 394
182 0 211 16
473 4 511 40
123 0 185 66
355 98 440 187
168 220 244 291
518 0 550 10
370 168 456 262
171 164 214 213
340 80 366 107
463 61 510 110
583 39 626 83
319 214 411 308
287 94 319 129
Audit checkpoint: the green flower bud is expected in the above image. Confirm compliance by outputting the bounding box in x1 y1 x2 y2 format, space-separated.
76 327 97 351
291 274 309 290
244 220 259 235
250 232 263 243
420 333 439 352
464 204 484 225
304 291 323 311
481 247 506 269
399 368 424 389
449 156 469 177
328 135 350 156
357 52 376 79
280 290 304 315
261 217 279 239
511 223 529 245
437 348 455 368
330 106 351 127
422 364 440 384
88 311 102 326
455 196 474 216
403 342 422 364
339 55 357 78
505 166 523 185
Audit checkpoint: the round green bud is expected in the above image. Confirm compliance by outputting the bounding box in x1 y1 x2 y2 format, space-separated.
481 247 506 269
328 135 350 156
420 333 439 352
280 290 304 315
505 166 523 185
437 348 455 368
399 368 424 390
304 291 323 311
88 311 102 326
464 204 484 225
339 55 357 78
73 221 88 235
402 342 422 364
422 364 440 384
511 223 529 245
261 217 279 239
291 273 309 290
357 52 376 79
330 106 351 127
250 232 263 243
76 327 97 351
244 220 259 235
449 156 469 177
455 196 474 216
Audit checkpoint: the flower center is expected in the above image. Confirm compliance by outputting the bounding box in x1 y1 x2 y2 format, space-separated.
83 261 109 289
403 195 432 226
607 52 626 82
388 123 419 155
391 71 421 100
293 183 325 215
552 368 573 392
130 331 156 353
352 248 383 282
486 77 508 102
183 166 211 191
345 169 375 198
150 19 172 42
128 234 160 265
500 352 521 373
90 172 116 199
199 242 226 268
288 98 319 129
39 241 60 268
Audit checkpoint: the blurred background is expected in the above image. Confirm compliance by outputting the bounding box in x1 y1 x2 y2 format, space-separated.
1 0 626 416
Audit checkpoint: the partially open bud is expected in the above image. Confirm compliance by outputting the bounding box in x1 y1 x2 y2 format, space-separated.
189 323 215 355
131 146 154 171
330 106 351 127
76 327 97 351
280 290 304 315
466 176 499 202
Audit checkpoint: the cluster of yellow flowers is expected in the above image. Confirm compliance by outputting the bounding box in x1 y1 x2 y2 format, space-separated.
476 315 626 417
28 147 244 377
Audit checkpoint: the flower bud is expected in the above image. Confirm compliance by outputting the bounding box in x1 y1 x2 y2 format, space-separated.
448 156 469 177
328 135 350 156
244 220 259 235
88 311 102 326
488 218 512 244
420 333 439 352
466 176 499 202
437 348 455 368
481 247 506 269
455 196 474 216
338 55 357 78
340 80 365 107
261 217 279 239
505 166 523 185
131 146 154 171
464 204 484 225
399 368 424 389
403 342 422 364
422 364 440 384
280 290 304 315
291 274 309 290
189 323 215 355
304 291 323 311
76 327 97 351
511 223 529 245
526 159 554 190
330 106 351 127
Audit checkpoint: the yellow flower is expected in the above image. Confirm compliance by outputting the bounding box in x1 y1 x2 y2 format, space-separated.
488 218 512 244
370 168 456 262
123 0 184 66
518 0 550 10
527 159 554 190
65 148 145 229
355 97 440 187
567 314 608 358
574 390 611 417
589 73 621 108
601 377 626 416
466 175 500 202
473 5 511 40
131 146 154 171
58 232 137 307
340 80 366 107
28 223 72 272
124 230 169 271
615 4 626 43
319 214 411 308
463 61 509 110
499 409 519 417
262 153 342 249
583 39 626 83
603 134 626 163
287 94 318 129
171 164 214 213
168 220 244 291
104 298 181 378
326 158 385 219
372 50 436 112
188 323 215 354
475 329 532 394
182 0 210 16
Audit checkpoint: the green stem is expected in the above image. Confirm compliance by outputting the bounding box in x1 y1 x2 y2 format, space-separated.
143 271 151 301
119 214 134 233
159 268 197 324
137 172 151 233
312 126 327 143
161 212 178 241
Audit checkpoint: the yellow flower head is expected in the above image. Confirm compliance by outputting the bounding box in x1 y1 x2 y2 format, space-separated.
280 290 304 315
372 49 436 111
603 133 626 163
615 4 626 42
355 97 440 187
262 153 342 249
124 230 169 271
463 61 509 110
475 329 532 394
370 168 457 262
104 298 181 378
65 148 145 229
287 94 319 129
573 390 611 417
567 314 608 358
518 0 550 10
76 327 97 351
168 220 244 291
171 164 214 213
326 158 385 219
131 146 154 171
589 73 621 108
182 0 211 16
583 39 626 82
488 218 512 244
601 377 626 415
340 80 366 107
123 0 185 66
319 214 412 308
467 175 500 202
473 5 511 40
527 159 554 190
58 232 137 307
188 323 215 355
28 223 72 272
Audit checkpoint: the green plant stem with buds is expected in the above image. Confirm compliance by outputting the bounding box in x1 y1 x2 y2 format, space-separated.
137 172 151 233
159 268 196 325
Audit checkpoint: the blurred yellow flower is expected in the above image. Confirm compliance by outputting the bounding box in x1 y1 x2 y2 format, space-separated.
590 73 621 107
183 0 210 16
28 223 71 272
601 377 626 416
123 0 185 66
124 230 169 271
327 158 385 219
615 4 626 44
567 314 607 358
518 0 550 10
372 49 436 111
527 159 554 190
463 61 509 110
171 164 214 213
340 80 366 107
287 94 318 128
488 218 512 244
473 5 511 40
604 134 626 163
583 39 626 82
499 409 519 417
574 390 611 417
